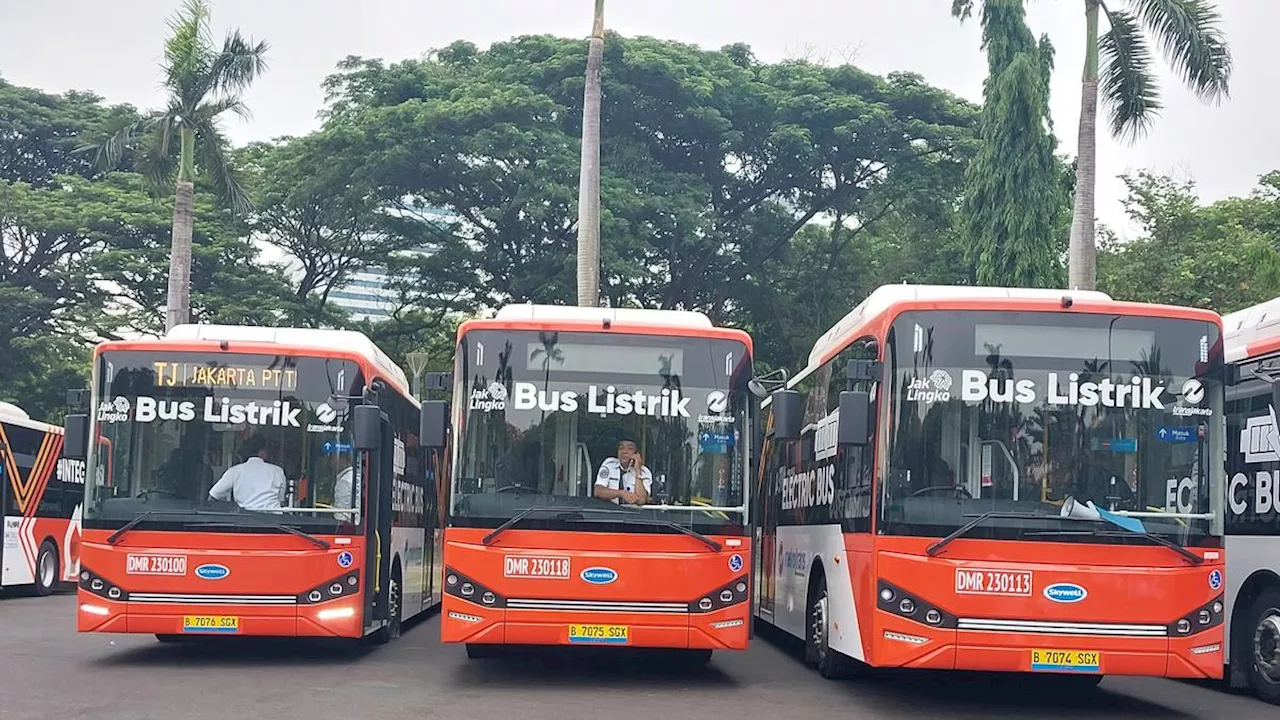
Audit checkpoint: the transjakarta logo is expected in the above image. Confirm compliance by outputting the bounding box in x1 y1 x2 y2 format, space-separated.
307 402 344 434
1230 405 1280 518
100 396 303 427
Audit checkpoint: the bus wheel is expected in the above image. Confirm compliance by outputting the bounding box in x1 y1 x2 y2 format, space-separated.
465 644 503 659
34 541 58 596
807 575 858 680
371 573 402 645
1245 587 1280 705
684 649 713 666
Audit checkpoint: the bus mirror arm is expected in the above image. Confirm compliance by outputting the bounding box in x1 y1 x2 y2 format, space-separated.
62 413 90 461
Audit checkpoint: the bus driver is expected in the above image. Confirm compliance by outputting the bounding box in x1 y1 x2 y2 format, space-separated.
594 439 652 506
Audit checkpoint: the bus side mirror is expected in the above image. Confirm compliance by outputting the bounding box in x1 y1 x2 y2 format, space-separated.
771 389 802 441
352 405 382 451
837 390 872 446
62 414 90 460
420 400 448 449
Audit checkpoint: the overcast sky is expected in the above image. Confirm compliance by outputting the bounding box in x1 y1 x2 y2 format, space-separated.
2 0 1275 237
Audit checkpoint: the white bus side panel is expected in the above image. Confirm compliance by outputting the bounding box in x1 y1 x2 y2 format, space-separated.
1223 535 1279 660
390 525 427 621
776 524 866 661
1 516 34 587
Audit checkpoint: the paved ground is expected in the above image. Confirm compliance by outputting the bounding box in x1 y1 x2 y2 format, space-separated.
1 591 1275 720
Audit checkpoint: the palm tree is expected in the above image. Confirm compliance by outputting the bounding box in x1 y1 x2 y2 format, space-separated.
86 0 267 329
953 0 1231 291
575 0 605 307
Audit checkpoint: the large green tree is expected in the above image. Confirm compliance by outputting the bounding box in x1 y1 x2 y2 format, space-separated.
318 34 977 326
87 0 268 330
953 0 1232 290
954 0 1068 287
1099 170 1280 311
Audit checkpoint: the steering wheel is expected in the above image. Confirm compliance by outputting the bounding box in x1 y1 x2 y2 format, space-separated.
495 484 532 494
137 488 181 499
910 485 973 499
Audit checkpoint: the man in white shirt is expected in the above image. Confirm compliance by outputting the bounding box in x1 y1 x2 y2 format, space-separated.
208 435 287 511
594 439 652 506
333 464 358 522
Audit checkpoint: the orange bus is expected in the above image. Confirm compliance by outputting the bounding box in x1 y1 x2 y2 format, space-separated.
425 305 756 662
62 325 442 642
754 285 1226 685
2 403 89 596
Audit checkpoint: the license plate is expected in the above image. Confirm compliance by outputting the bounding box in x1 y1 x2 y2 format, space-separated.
567 624 629 645
1030 649 1100 672
181 615 240 634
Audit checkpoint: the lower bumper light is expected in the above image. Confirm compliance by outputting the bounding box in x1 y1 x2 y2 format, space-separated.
80 603 109 616
883 630 929 645
710 619 745 630
448 611 483 623
1190 643 1221 655
316 607 356 621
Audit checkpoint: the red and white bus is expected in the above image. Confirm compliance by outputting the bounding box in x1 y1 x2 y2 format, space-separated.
62 324 442 642
1221 298 1280 704
425 305 756 661
2 403 86 595
755 285 1226 684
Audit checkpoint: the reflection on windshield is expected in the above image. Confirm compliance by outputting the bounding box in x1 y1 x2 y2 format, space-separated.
882 312 1224 545
452 330 751 532
86 351 365 532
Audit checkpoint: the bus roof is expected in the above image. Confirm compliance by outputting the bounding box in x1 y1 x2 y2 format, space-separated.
1224 296 1280 362
0 402 60 434
804 285 1115 371
492 304 714 329
106 324 412 393
462 304 751 349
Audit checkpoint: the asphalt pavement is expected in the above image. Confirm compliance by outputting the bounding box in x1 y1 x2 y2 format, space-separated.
1 591 1275 720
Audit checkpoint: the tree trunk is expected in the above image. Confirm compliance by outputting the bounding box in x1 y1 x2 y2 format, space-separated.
575 0 605 307
166 178 196 330
1068 0 1100 291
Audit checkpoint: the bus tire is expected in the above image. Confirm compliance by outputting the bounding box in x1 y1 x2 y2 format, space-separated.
806 573 859 680
155 634 185 643
687 648 713 665
1244 587 1280 705
465 644 502 659
34 540 58 596
370 568 403 645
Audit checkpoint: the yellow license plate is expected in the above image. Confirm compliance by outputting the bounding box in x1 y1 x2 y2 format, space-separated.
1030 649 1100 672
567 624 629 645
181 615 240 634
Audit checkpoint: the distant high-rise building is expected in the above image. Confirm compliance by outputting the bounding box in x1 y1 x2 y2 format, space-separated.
328 205 452 322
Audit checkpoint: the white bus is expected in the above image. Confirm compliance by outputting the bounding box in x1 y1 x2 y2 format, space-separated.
1223 298 1280 705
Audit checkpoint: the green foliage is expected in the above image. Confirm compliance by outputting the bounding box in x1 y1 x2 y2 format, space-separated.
1099 171 1280 312
959 0 1069 287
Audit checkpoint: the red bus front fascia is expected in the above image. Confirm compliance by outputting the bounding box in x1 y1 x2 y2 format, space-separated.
76 529 368 638
862 536 1224 679
440 527 751 650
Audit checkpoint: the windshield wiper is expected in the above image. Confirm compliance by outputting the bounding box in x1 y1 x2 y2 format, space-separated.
1024 528 1203 565
482 506 586 545
926 511 1053 557
566 515 723 552
106 509 242 545
186 521 330 550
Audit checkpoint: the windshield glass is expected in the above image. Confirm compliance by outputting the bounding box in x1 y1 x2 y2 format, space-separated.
882 310 1225 546
451 329 751 535
85 350 367 534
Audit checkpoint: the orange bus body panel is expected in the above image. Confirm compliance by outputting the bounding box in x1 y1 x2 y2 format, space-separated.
856 537 1223 678
440 528 751 650
77 529 367 638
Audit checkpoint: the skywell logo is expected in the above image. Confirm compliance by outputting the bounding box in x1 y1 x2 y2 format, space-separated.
1043 583 1087 603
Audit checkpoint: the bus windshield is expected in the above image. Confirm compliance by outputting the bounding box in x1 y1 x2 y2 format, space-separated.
85 350 367 534
882 310 1225 547
451 329 751 535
